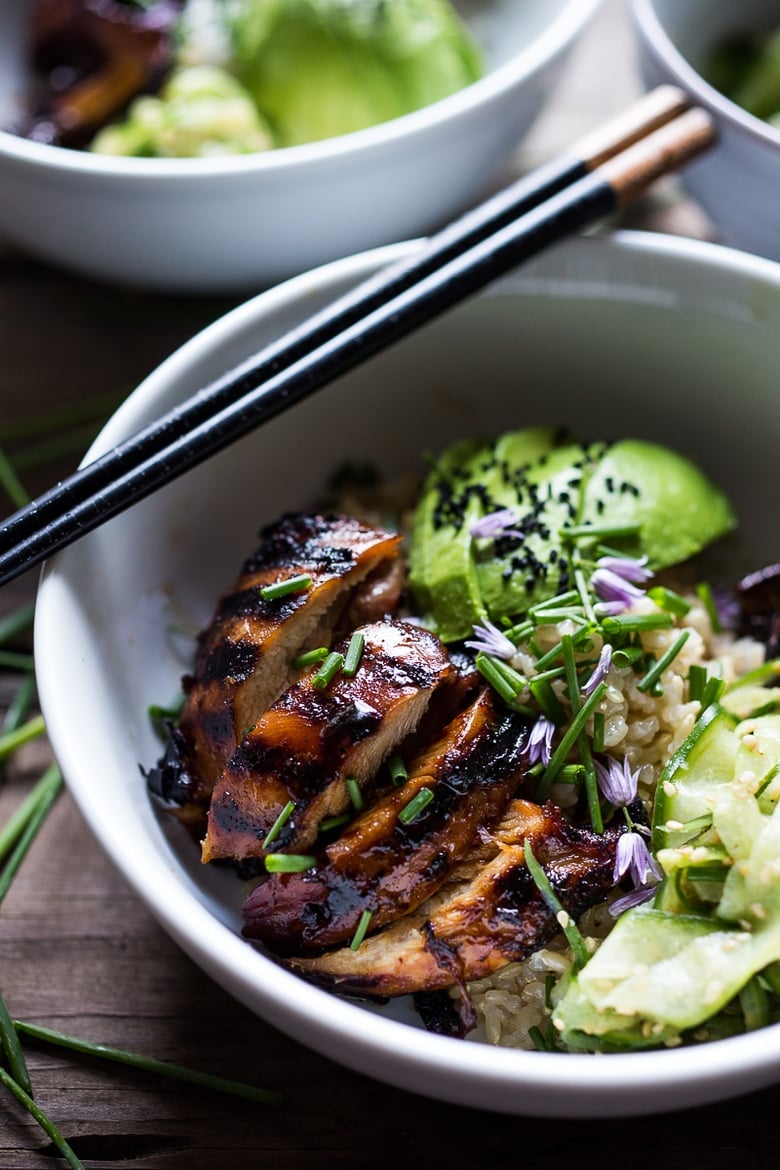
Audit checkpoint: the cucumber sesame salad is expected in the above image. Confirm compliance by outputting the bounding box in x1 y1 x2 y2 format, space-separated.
409 427 780 1050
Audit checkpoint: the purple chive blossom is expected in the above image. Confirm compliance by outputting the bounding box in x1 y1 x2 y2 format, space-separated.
522 715 556 768
613 831 663 887
583 643 613 695
591 555 653 614
469 508 520 540
594 753 639 808
465 618 517 661
609 883 658 917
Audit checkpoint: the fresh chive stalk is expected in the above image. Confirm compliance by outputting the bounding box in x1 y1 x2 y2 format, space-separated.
523 841 589 969
0 765 62 908
528 677 567 726
700 676 725 709
537 683 608 798
688 663 708 702
259 574 312 602
12 1020 283 1106
529 590 580 614
342 632 365 678
696 581 723 632
647 586 691 617
0 991 31 1097
311 651 344 690
636 631 690 694
475 652 522 706
592 711 605 754
611 644 647 669
264 853 316 874
0 767 61 867
319 813 350 833
0 714 46 762
573 567 596 623
0 1065 84 1169
292 646 329 669
602 613 675 634
0 650 35 672
350 909 373 952
388 756 407 786
263 801 295 850
561 523 640 543
528 1025 551 1052
398 787 434 825
2 674 36 739
345 777 363 811
561 634 602 832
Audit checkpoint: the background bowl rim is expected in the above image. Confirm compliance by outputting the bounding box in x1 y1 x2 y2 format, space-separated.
33 227 780 1116
0 0 602 179
630 0 780 149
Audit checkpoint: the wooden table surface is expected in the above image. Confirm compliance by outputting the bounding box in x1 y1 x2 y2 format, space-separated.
0 2 772 1166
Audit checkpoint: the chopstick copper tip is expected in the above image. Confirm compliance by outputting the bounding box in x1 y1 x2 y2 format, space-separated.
597 106 717 206
577 85 690 170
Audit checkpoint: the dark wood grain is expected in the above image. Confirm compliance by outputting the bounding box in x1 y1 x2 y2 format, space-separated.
0 2 764 1167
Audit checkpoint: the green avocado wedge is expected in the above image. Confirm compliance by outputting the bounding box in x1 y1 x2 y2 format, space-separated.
407 429 736 643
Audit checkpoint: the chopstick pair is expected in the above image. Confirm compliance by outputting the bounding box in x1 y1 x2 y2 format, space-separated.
0 87 715 587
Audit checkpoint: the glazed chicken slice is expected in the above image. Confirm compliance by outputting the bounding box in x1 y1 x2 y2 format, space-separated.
242 688 532 952
174 513 403 809
202 620 456 862
288 800 626 998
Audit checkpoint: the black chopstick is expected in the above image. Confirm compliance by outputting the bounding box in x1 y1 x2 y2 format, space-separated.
0 98 714 587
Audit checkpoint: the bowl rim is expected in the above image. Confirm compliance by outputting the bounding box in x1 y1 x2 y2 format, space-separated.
0 0 601 179
34 228 780 1116
630 0 780 149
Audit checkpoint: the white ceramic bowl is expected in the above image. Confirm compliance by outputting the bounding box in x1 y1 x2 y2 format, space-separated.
0 0 600 294
630 0 780 261
35 231 780 1118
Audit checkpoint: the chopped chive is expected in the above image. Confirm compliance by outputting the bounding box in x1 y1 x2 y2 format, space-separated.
475 652 522 706
528 677 567 726
350 909 373 951
556 764 586 784
0 765 62 908
342 632 365 677
561 634 602 832
533 640 565 671
647 586 691 617
259 574 312 602
602 613 674 634
537 683 608 798
592 711 605 754
561 523 641 543
12 1020 282 1106
0 713 46 762
544 973 555 1010
529 590 581 613
311 651 344 690
529 665 567 686
531 606 586 627
528 1025 551 1052
523 841 589 969
0 991 31 1097
264 853 316 874
688 663 707 702
696 581 722 632
345 777 363 811
573 567 596 624
319 813 350 832
611 644 648 669
292 646 329 668
686 864 730 885
0 602 35 647
388 756 407 786
700 675 725 709
0 1065 83 1169
398 786 434 825
503 619 535 644
636 631 690 694
263 800 295 849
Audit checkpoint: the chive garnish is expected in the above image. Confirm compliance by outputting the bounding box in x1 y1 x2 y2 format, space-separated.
611 644 647 669
319 813 350 832
531 607 586 627
345 777 363 811
602 612 675 634
573 567 596 624
475 652 522 706
561 523 640 543
528 677 567 726
528 1025 551 1052
529 590 580 614
696 581 723 632
688 663 707 702
292 646 329 668
592 711 605 754
647 586 691 617
263 800 295 850
0 766 60 869
264 853 316 873
523 841 589 969
561 634 602 832
350 909 373 952
12 1020 283 1105
556 764 586 784
399 787 434 824
739 977 769 1032
0 992 31 1097
533 640 565 672
537 682 608 799
0 1065 84 1169
259 574 312 602
388 756 407 786
0 765 62 909
636 631 690 694
700 675 725 709
342 632 365 677
311 651 344 689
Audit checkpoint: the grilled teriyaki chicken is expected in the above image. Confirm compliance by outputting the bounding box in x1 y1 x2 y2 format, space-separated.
157 513 402 820
288 800 627 998
242 687 532 952
202 619 456 862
